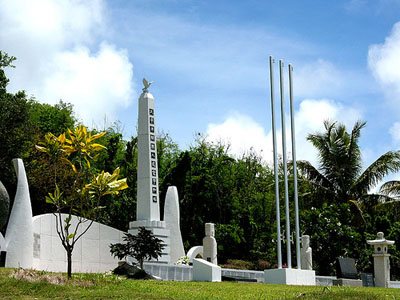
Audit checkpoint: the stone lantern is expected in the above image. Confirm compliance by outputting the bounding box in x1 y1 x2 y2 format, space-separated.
367 232 395 288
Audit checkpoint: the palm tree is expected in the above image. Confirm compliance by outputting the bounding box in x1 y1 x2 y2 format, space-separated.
297 120 400 212
379 180 400 201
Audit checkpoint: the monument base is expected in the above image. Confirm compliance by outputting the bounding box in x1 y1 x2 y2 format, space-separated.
264 268 316 285
193 258 221 282
332 278 362 287
129 220 171 263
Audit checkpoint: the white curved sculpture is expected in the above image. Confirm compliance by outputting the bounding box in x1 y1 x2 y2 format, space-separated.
164 186 185 263
5 158 33 268
187 246 203 263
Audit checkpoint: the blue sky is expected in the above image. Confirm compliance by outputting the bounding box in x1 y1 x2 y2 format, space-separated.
1 0 400 179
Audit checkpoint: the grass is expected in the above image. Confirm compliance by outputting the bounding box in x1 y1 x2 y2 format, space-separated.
1 268 400 300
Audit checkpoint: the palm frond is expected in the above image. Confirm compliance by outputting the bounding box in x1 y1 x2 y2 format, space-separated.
296 160 332 188
353 151 400 195
379 180 400 196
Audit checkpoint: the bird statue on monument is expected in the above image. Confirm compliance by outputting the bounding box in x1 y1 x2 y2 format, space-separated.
142 78 153 92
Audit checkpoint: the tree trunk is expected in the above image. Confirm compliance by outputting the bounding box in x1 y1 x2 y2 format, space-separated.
139 259 143 270
67 249 72 279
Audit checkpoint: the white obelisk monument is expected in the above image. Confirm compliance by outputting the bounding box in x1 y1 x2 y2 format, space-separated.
129 78 171 263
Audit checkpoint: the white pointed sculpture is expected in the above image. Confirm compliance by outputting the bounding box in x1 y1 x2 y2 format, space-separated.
164 186 185 263
5 159 33 268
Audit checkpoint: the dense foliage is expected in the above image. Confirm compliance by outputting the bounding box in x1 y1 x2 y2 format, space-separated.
110 227 164 269
2 50 400 278
35 126 128 278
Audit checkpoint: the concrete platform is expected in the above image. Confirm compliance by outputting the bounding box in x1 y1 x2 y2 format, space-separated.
264 268 316 285
332 278 363 287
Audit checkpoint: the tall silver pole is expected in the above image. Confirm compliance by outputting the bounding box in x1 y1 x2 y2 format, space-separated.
289 64 301 269
269 56 282 269
279 59 292 269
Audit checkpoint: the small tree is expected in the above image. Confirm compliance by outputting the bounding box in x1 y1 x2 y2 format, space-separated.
36 125 128 279
110 227 164 270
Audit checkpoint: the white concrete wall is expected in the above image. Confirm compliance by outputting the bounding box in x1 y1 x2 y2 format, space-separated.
32 213 125 273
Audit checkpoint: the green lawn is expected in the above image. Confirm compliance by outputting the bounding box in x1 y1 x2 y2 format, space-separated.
1 268 400 300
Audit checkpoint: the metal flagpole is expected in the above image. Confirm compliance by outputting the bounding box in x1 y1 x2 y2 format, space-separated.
269 56 282 269
289 63 301 269
279 59 292 269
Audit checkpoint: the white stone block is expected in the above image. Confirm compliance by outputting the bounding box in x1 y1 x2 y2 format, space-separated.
193 258 221 282
264 268 315 285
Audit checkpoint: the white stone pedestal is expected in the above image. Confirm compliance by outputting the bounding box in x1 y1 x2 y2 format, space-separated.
373 254 391 288
193 258 221 282
264 268 316 285
367 232 395 288
129 220 171 263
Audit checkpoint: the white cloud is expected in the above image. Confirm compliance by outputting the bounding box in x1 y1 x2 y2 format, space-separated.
206 112 272 159
206 99 362 166
345 0 367 11
368 22 400 108
294 60 344 98
0 0 135 127
293 59 374 99
390 122 400 144
41 43 134 124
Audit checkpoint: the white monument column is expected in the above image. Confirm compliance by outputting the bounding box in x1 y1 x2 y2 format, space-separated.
129 79 170 264
367 232 395 288
136 86 160 221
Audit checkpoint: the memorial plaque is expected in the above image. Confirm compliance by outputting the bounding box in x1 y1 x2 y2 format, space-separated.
336 257 358 279
360 273 374 287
